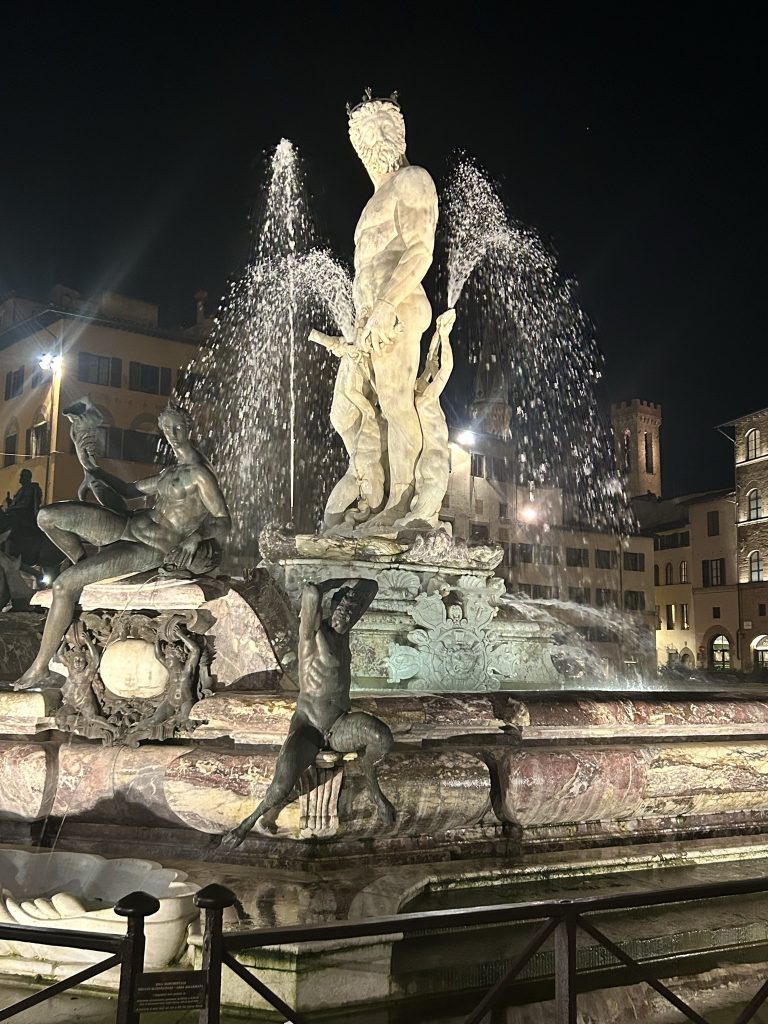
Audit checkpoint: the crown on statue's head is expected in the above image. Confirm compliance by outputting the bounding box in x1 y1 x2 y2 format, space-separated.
346 87 400 117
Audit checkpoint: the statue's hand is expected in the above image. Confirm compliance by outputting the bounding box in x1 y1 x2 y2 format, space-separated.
165 533 203 571
363 301 399 353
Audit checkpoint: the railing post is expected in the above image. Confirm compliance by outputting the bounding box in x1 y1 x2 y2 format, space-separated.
554 905 577 1024
195 883 238 1024
114 890 161 1024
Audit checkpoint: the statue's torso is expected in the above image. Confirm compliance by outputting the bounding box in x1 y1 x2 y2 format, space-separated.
297 621 352 732
129 464 214 551
353 165 437 314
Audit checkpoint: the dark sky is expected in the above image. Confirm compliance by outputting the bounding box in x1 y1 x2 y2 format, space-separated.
2 6 764 497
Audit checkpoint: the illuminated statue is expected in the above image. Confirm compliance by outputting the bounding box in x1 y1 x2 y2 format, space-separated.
14 405 231 690
313 90 439 532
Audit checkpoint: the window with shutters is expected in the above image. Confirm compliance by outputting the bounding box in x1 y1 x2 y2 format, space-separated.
624 590 646 611
623 551 645 572
679 560 688 583
3 434 17 467
470 453 485 478
129 361 172 396
26 422 49 458
78 352 122 388
707 510 720 536
596 548 618 569
680 603 690 630
566 547 589 567
4 367 24 400
702 558 725 587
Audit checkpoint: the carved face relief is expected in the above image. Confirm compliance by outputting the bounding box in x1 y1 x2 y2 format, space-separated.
348 102 406 175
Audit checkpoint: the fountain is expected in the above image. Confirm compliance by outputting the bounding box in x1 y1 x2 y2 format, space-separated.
1 92 768 1020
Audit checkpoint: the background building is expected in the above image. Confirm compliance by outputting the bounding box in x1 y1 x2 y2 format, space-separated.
0 287 204 508
441 385 656 675
722 408 768 671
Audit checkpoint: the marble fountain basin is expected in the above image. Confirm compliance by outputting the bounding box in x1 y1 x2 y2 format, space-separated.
0 849 198 969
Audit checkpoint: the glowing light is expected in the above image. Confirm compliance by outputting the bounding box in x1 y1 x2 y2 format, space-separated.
521 506 538 522
41 575 52 586
456 430 476 446
39 354 62 373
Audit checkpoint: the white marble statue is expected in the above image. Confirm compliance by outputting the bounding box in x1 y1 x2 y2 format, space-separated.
309 329 385 529
314 91 441 533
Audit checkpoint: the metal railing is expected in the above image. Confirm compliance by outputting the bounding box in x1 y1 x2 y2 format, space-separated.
193 874 768 1024
0 890 159 1023
4 874 768 1021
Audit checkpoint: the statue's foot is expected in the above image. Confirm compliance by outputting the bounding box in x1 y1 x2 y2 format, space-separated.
218 826 249 854
376 796 396 827
12 669 53 691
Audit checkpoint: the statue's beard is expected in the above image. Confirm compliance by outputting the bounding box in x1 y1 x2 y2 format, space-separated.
356 140 405 175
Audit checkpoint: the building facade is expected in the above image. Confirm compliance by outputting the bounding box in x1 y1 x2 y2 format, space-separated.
441 419 655 675
723 408 768 671
0 288 201 510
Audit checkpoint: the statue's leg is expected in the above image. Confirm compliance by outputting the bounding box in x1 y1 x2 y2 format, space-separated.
14 539 162 689
368 320 423 522
330 712 395 825
37 502 127 565
219 721 323 850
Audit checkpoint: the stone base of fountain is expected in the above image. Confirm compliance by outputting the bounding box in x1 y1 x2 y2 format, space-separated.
5 559 768 1012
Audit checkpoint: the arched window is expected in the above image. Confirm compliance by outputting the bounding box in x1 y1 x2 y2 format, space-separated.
750 551 764 582
665 562 673 585
748 489 762 521
711 634 731 671
747 429 761 461
679 560 688 583
654 564 660 586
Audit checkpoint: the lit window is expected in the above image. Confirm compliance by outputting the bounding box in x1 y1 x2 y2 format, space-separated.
711 634 730 671
622 430 631 471
680 603 690 629
747 429 761 461
679 560 688 583
750 550 764 583
748 489 762 520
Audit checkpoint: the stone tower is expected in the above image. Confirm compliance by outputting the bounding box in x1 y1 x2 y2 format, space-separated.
610 399 662 498
470 360 512 439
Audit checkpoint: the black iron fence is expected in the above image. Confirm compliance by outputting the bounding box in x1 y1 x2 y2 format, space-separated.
4 874 768 1022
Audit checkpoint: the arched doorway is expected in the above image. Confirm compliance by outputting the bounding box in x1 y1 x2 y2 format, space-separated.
752 635 768 671
710 634 731 671
680 649 694 668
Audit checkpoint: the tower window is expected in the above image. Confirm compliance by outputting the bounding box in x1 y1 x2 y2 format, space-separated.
644 431 654 473
622 430 631 472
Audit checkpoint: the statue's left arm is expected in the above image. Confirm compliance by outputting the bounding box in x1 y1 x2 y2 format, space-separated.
347 577 378 627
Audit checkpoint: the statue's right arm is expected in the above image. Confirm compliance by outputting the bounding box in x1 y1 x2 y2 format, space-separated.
299 583 323 639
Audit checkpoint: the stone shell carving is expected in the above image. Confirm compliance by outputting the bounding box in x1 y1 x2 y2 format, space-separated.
388 591 521 691
376 569 420 599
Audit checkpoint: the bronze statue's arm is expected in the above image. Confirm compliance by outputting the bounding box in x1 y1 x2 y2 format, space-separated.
299 583 324 639
346 578 378 626
88 467 156 500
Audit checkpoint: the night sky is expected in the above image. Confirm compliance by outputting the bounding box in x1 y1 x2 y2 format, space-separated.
2 7 764 498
